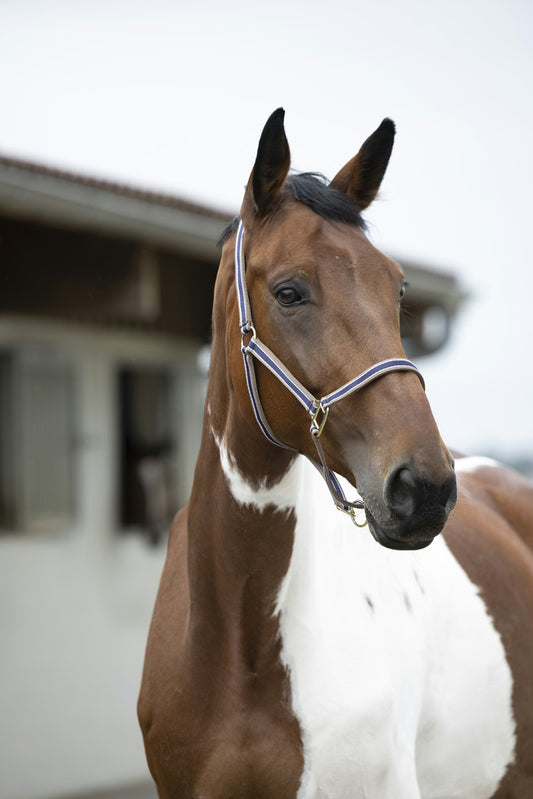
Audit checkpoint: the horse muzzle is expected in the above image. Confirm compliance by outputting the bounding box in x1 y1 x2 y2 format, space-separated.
364 464 458 551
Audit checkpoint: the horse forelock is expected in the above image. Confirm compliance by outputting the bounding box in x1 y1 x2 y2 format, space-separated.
217 172 366 247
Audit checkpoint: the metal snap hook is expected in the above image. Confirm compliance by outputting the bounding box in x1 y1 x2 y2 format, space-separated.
349 506 368 528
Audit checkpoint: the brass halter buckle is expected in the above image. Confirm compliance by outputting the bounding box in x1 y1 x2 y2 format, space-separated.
310 403 329 439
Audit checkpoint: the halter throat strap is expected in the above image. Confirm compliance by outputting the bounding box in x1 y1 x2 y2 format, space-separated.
235 220 425 524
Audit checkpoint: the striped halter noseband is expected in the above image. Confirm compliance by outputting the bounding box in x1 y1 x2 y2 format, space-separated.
235 220 425 526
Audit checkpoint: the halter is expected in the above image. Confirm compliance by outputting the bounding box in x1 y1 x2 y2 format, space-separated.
235 220 425 526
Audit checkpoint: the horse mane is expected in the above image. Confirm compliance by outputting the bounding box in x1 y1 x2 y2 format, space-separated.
218 171 367 246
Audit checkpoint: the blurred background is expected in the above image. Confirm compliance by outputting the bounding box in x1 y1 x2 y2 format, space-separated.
0 1 531 797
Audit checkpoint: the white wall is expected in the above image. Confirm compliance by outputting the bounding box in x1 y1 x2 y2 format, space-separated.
0 317 206 799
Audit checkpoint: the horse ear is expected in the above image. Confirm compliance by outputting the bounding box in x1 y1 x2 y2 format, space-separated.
242 108 291 219
330 118 395 210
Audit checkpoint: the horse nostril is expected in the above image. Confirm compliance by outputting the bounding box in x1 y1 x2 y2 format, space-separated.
384 465 457 522
384 466 417 519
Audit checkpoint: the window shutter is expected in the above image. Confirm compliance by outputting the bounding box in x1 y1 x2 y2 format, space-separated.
0 347 75 533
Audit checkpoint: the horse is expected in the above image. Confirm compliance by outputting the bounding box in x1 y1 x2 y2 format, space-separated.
138 109 533 798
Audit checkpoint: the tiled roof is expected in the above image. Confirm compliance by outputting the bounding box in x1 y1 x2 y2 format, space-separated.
0 152 233 222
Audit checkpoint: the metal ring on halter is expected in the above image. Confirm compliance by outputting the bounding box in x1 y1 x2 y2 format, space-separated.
241 324 257 351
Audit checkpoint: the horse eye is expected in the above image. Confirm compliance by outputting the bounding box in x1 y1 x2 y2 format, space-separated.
399 281 408 301
275 285 304 306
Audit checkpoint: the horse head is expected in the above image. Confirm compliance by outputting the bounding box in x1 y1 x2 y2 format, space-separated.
220 108 457 551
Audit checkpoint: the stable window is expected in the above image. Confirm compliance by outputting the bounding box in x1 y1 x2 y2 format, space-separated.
118 366 177 544
0 347 76 534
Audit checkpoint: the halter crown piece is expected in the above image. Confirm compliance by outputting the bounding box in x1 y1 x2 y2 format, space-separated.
235 220 425 526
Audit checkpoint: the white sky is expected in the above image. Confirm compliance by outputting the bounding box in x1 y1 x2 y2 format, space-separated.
1 0 532 459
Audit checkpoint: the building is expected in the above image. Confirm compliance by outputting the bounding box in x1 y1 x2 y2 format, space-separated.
0 154 465 799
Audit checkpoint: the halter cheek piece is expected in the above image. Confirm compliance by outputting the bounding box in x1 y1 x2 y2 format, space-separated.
235 220 425 526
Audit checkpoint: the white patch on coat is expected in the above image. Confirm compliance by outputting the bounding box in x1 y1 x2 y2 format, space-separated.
212 435 516 798
454 455 499 474
213 429 300 512
275 462 516 799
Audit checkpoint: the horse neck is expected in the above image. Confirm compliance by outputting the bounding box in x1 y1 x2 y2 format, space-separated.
186 302 299 670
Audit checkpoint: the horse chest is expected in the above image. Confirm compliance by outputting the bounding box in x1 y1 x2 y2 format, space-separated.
275 469 516 799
